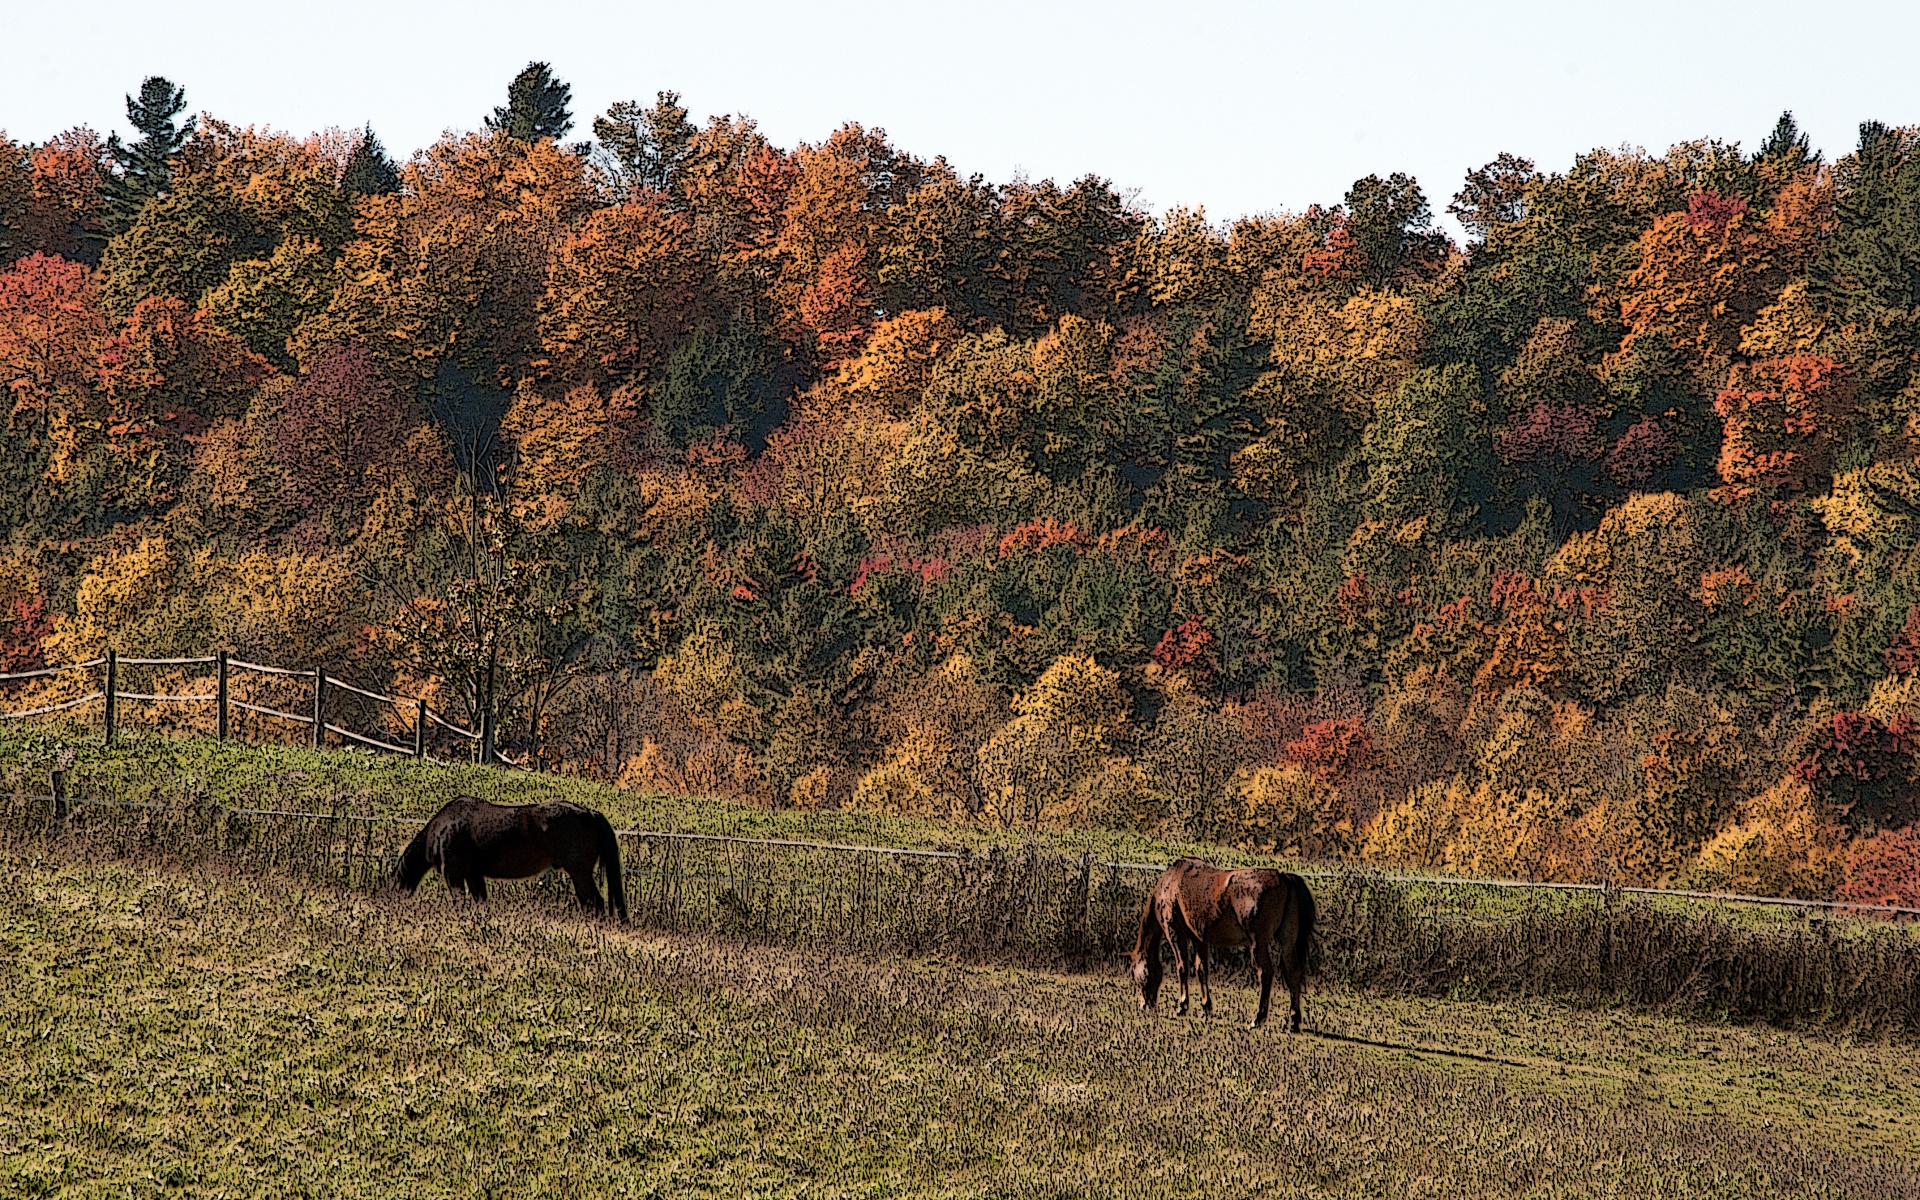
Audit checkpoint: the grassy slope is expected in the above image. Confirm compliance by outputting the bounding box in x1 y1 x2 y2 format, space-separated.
9 727 1919 943
6 852 1916 1200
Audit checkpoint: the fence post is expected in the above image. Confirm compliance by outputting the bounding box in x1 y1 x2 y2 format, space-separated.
50 767 67 822
103 649 117 746
414 699 426 758
312 668 326 750
216 650 229 741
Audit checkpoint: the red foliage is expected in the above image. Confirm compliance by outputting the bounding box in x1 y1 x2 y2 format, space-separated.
998 518 1092 558
850 552 951 596
271 343 415 511
1839 827 1920 909
1791 710 1920 828
1283 717 1377 782
1605 417 1677 487
1152 615 1217 686
1497 402 1599 464
1887 605 1920 676
1335 573 1372 625
1302 217 1366 282
1685 190 1748 233
0 593 52 675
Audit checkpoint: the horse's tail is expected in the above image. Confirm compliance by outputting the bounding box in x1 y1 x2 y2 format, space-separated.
391 824 433 894
595 814 628 923
1290 874 1317 974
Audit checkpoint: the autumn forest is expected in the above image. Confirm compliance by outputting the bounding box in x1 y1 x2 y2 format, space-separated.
5 65 1920 906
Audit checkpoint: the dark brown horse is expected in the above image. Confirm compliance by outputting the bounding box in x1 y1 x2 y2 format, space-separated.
390 797 628 921
1127 857 1315 1031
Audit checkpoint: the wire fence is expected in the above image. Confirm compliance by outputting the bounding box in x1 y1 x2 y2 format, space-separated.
6 789 1919 1035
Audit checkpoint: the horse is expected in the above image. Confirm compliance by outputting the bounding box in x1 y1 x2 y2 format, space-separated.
389 796 628 922
1126 857 1315 1031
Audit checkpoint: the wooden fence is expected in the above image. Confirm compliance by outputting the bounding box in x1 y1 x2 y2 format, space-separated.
0 649 520 768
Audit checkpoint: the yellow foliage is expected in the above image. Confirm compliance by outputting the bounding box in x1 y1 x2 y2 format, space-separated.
1686 778 1848 899
1362 779 1465 867
1812 463 1920 569
1738 278 1827 358
1075 759 1161 833
43 536 185 666
849 761 936 816
789 766 834 811
1010 654 1130 751
974 655 1130 829
501 382 631 530
835 308 962 416
1231 765 1352 859
653 626 750 720
1864 673 1920 723
1445 781 1575 881
615 739 683 793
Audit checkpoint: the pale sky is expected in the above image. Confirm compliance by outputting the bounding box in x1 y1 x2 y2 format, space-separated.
4 0 1918 240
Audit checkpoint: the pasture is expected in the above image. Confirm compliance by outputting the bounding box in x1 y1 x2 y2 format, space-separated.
5 852 1918 1199
4 728 1920 1196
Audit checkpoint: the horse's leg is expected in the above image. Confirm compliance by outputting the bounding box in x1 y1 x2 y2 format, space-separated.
1283 946 1305 1034
566 864 606 915
1170 926 1194 1017
467 871 488 901
1194 942 1214 1017
1250 937 1275 1030
441 852 466 898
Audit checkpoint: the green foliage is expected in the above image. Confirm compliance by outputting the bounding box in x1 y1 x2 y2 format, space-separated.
100 76 191 237
487 61 573 143
97 172 270 318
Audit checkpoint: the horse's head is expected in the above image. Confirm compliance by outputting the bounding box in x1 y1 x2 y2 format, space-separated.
1127 949 1161 1010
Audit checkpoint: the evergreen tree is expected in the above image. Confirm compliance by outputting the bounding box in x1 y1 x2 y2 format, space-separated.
341 125 400 197
101 76 190 236
487 62 573 143
1755 110 1816 166
1809 121 1920 324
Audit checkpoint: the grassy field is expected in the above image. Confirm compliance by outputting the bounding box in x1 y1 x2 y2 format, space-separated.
6 849 1917 1199
6 726 1920 1039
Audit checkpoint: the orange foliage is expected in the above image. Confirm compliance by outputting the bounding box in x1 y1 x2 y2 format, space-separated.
1612 175 1830 381
1712 355 1857 499
1470 572 1570 699
0 252 106 421
1283 717 1377 781
998 517 1093 557
540 197 708 384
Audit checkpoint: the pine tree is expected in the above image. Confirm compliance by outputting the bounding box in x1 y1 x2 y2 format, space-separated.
341 125 400 197
486 62 572 143
1755 110 1816 166
101 76 190 236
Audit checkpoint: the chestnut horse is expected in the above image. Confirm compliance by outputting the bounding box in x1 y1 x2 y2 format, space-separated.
1127 857 1315 1031
390 796 628 921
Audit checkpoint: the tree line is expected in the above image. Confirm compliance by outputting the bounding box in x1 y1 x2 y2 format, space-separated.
4 65 1919 905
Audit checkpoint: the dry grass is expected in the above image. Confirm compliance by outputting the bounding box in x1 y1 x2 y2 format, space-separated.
5 849 1918 1199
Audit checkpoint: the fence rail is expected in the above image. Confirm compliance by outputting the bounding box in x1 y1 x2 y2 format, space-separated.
0 649 514 769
